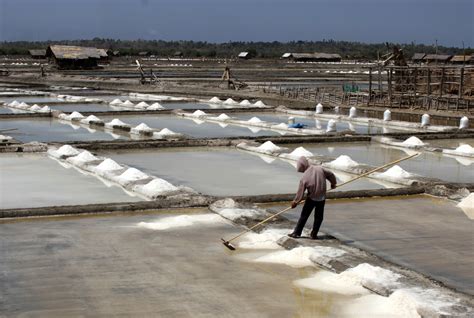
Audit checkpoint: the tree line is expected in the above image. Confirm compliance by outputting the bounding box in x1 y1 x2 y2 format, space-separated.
0 38 471 59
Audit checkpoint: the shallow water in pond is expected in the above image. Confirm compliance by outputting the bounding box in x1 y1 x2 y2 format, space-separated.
0 118 129 142
0 153 142 209
163 102 252 109
233 112 411 134
0 96 62 103
298 141 474 183
101 114 290 138
100 147 397 196
49 103 132 112
0 106 32 114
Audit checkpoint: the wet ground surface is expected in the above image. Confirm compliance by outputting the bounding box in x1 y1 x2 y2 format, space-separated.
100 114 289 138
0 118 130 142
294 141 474 183
100 147 397 196
424 138 474 148
0 209 376 317
0 153 141 209
265 195 474 295
233 112 409 134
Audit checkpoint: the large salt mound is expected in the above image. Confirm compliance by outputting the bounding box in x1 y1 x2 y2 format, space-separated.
192 110 207 117
338 263 401 288
153 128 178 139
94 158 123 172
29 105 42 111
66 111 84 120
216 113 230 121
223 98 237 105
40 106 51 112
114 167 149 185
239 99 252 106
134 178 179 198
56 145 80 156
109 98 123 105
247 117 262 124
137 214 223 230
379 165 412 179
132 123 152 133
19 102 30 108
457 193 474 219
402 136 425 147
147 103 164 110
67 150 99 165
106 118 129 126
9 100 20 107
209 97 222 103
289 147 313 158
258 141 281 152
135 101 150 108
253 100 266 107
455 144 474 155
328 155 359 168
0 134 12 140
122 100 134 106
81 115 102 124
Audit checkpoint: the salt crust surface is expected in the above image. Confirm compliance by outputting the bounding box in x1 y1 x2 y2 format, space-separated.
137 214 223 230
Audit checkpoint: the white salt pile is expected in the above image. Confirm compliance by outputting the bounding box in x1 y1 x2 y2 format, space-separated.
94 158 123 172
192 110 207 117
258 141 281 153
295 271 368 295
223 98 237 105
454 144 474 155
216 113 231 121
109 98 123 105
289 147 313 158
253 100 266 107
326 119 337 132
114 167 149 185
135 101 150 108
105 118 129 127
9 100 20 107
0 134 12 140
49 145 80 158
247 117 262 124
122 100 134 106
379 165 412 179
137 214 223 230
153 128 178 139
19 102 30 108
402 136 425 147
254 246 320 268
457 193 474 219
147 102 164 110
66 150 99 165
81 115 102 124
239 99 252 106
328 155 359 168
29 105 42 111
209 96 222 103
238 228 290 249
40 105 51 112
66 111 84 121
338 263 401 289
315 103 323 114
133 178 179 198
131 123 153 134
217 208 267 221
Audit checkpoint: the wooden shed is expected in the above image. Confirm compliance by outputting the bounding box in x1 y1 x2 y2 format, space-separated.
29 49 47 59
46 45 107 69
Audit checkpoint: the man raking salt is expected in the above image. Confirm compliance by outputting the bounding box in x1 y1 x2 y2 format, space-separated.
288 156 337 240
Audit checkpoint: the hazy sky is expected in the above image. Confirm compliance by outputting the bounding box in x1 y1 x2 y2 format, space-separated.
0 0 472 47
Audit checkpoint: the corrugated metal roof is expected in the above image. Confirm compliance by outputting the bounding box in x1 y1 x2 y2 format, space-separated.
48 45 107 60
423 54 452 61
238 52 249 57
290 52 341 60
282 53 292 58
29 49 46 57
411 53 426 60
450 55 471 62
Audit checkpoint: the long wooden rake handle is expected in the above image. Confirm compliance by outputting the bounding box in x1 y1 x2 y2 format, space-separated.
223 152 419 245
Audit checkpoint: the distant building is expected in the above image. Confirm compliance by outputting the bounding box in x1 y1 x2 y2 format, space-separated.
423 54 452 64
29 49 47 59
46 45 108 69
106 49 120 57
450 55 472 65
283 53 342 62
173 51 184 58
238 52 252 59
411 53 426 64
138 51 149 57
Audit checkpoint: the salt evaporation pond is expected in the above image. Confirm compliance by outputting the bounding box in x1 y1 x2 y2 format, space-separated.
234 113 410 134
100 147 397 196
0 118 130 142
0 96 63 103
0 106 32 114
100 114 289 138
423 138 474 149
0 209 406 317
161 102 254 110
0 153 142 209
300 141 474 183
48 103 128 112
